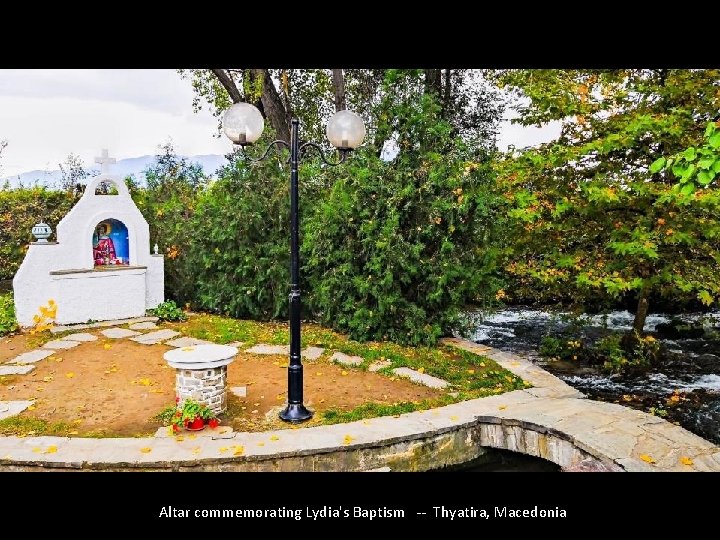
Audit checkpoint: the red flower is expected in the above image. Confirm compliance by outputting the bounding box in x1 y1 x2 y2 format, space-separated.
172 424 180 434
208 418 219 429
175 396 180 404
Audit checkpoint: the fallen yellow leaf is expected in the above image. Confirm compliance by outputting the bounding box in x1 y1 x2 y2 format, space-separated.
467 369 475 375
450 415 459 421
140 447 152 454
27 405 36 411
32 447 42 454
219 447 229 453
257 442 265 447
45 445 57 454
69 430 79 435
233 445 245 456
278 363 288 368
174 435 185 442
316 372 323 376
191 447 201 455
479 362 485 367
680 456 694 466
270 435 280 441
639 454 656 464
498 405 507 410
343 435 355 445
103 344 112 349
65 372 75 379
417 367 425 374
341 371 348 376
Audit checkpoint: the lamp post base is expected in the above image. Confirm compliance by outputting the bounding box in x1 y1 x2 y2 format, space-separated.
279 403 313 423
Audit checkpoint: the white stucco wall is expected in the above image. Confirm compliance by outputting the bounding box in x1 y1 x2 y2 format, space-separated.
13 173 165 327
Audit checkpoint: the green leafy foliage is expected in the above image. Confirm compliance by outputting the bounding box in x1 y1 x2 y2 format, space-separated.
594 333 659 374
0 293 18 336
662 122 720 191
0 187 74 280
539 331 659 374
149 300 186 322
132 143 207 304
183 147 297 320
304 71 503 345
538 336 586 362
491 69 720 327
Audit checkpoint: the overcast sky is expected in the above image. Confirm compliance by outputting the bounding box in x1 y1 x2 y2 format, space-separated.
0 70 560 177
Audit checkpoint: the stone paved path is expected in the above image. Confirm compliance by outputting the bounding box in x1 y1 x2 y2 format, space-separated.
0 319 718 472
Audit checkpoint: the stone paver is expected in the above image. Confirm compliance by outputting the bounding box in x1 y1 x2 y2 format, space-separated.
302 347 325 360
101 328 141 339
330 351 363 367
6 349 55 365
0 401 34 420
165 337 211 348
368 359 392 372
0 365 35 376
42 339 80 350
230 386 247 398
128 322 158 331
51 316 159 334
226 341 244 348
63 333 98 342
130 329 181 345
245 344 289 355
392 367 449 389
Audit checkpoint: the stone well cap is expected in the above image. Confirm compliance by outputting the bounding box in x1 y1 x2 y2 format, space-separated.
163 344 238 365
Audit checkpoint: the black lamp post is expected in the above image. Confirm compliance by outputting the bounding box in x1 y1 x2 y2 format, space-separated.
222 102 366 423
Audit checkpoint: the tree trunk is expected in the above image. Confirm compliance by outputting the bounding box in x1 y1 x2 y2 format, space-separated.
250 69 291 143
632 288 649 334
442 69 452 118
210 69 242 103
331 69 346 112
424 69 442 97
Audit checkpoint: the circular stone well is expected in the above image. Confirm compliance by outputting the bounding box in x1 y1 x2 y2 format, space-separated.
164 344 238 414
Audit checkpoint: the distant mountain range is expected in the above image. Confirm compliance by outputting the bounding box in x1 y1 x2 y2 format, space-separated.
2 154 228 189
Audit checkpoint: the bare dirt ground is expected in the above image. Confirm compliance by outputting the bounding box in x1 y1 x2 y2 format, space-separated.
0 331 439 436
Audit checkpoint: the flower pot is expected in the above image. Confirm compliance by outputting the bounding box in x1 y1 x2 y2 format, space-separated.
185 417 205 431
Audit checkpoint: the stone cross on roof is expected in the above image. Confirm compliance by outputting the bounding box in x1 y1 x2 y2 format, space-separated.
95 149 116 174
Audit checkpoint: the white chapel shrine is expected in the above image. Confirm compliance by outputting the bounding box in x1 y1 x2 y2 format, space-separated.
13 150 164 327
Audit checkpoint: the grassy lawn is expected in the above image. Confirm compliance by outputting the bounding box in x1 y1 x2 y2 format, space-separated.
174 312 530 424
0 311 530 436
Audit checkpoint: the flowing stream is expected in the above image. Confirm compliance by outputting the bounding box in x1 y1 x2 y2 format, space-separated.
467 307 720 444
